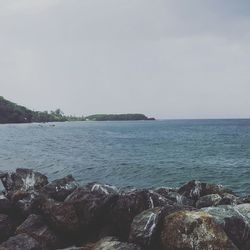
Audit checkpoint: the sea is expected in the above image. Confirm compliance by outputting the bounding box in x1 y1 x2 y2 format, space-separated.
0 119 250 195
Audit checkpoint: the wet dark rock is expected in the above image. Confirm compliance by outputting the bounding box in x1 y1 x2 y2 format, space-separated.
0 233 41 250
154 187 178 197
203 204 250 249
16 214 60 249
0 171 8 179
160 210 237 250
129 207 165 249
178 180 232 201
0 194 12 213
0 214 15 243
218 193 240 205
85 182 119 195
65 187 118 240
9 190 39 217
240 196 250 204
42 175 78 202
196 194 222 208
95 237 141 250
163 191 195 207
0 168 48 192
35 197 80 237
110 189 173 241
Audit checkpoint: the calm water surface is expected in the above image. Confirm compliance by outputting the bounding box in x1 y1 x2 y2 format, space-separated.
0 120 250 195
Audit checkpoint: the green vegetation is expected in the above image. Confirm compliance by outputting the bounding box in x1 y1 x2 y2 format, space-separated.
85 114 155 121
0 97 155 124
0 97 68 124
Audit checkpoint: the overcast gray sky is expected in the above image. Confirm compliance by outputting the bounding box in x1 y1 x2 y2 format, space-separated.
0 0 250 119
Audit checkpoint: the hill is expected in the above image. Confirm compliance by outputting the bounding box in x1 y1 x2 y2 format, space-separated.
0 97 155 124
0 97 67 124
85 114 155 121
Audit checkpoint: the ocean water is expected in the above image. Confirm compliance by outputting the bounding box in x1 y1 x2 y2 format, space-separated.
0 119 250 195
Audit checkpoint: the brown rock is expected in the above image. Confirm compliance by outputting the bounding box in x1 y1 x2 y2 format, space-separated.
160 210 237 250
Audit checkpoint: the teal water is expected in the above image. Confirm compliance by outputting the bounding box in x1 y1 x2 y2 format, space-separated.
0 120 250 195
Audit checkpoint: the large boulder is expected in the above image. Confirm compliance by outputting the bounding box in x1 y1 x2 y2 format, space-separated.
94 237 141 250
85 183 119 195
0 194 12 214
35 197 80 238
0 214 15 243
65 187 118 240
161 191 195 207
160 210 237 250
0 233 41 250
9 190 39 217
42 175 78 202
129 207 165 249
203 204 250 249
178 180 232 201
110 189 173 240
0 168 48 192
16 214 60 249
218 193 241 205
196 194 222 208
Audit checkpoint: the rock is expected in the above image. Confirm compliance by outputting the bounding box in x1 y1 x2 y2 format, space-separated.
0 233 41 250
0 168 48 192
218 193 240 205
85 183 119 195
65 187 118 240
129 207 165 249
178 180 232 201
162 191 195 207
110 189 173 240
160 210 237 250
0 214 15 243
16 214 59 249
0 194 12 213
202 204 250 249
35 197 80 237
154 187 178 197
42 175 78 201
196 194 222 208
0 171 8 179
240 196 250 203
9 190 39 217
94 237 141 250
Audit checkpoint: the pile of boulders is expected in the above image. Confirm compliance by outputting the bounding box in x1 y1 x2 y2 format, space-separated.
0 168 249 249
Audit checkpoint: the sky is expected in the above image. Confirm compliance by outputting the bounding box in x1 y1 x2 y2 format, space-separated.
0 0 250 119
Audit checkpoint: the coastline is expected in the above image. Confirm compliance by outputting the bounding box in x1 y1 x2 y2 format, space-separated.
0 168 249 249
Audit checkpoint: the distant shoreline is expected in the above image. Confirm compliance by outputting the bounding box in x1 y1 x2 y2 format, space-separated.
0 96 155 124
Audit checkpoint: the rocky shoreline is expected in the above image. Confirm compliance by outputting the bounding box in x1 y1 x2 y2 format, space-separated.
0 169 249 249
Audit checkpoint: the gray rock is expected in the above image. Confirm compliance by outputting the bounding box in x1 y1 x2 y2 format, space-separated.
0 168 48 192
218 193 241 205
66 187 118 240
0 214 15 243
42 175 78 201
0 233 41 250
16 214 59 249
164 191 195 207
110 189 173 240
129 207 164 249
94 237 141 250
202 204 250 249
35 197 80 236
196 194 222 208
160 210 237 250
0 194 12 214
85 183 119 195
178 180 232 201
